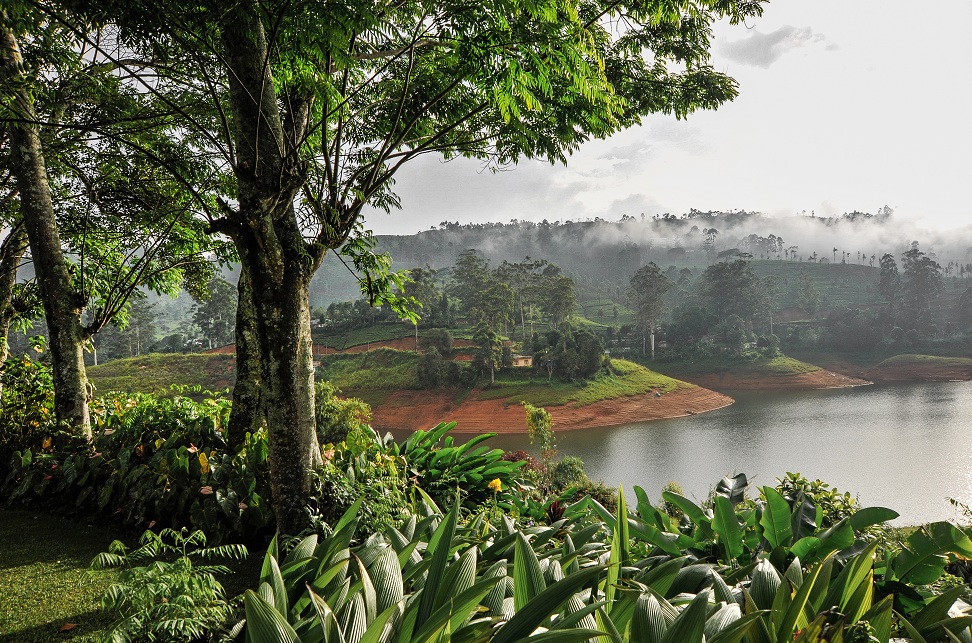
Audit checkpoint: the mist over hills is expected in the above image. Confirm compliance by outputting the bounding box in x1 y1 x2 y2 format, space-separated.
312 208 972 307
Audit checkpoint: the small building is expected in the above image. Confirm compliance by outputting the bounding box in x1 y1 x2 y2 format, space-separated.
511 354 533 367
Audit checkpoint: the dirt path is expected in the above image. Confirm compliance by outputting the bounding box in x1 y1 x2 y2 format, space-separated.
371 386 734 434
674 368 870 391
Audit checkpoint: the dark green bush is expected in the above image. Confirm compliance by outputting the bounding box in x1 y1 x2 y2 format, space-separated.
3 392 273 544
551 455 586 491
314 381 371 445
0 351 57 467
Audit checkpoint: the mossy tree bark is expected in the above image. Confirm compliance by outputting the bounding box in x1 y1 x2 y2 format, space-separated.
227 270 263 450
3 26 91 438
0 223 28 366
217 1 323 535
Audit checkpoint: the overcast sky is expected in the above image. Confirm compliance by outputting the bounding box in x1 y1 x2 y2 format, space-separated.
362 1 972 236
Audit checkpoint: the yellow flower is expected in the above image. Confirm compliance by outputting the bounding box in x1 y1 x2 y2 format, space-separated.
488 478 503 493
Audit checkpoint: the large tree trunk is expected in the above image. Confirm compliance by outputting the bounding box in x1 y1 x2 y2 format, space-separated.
227 270 263 450
0 223 28 367
237 233 322 536
219 2 322 535
3 27 91 438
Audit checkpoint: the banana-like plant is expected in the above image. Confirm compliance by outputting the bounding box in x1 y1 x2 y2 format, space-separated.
241 482 972 642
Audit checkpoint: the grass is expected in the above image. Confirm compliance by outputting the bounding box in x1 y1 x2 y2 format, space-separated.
317 348 421 392
0 510 263 643
655 352 821 378
874 354 972 368
0 510 120 642
312 322 410 349
475 359 686 407
87 353 237 396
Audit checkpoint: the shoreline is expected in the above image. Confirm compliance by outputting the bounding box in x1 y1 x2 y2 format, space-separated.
371 386 735 434
666 368 872 392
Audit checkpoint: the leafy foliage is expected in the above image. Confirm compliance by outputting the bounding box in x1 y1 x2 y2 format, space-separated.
91 528 246 642
240 476 972 643
3 391 274 543
0 349 57 464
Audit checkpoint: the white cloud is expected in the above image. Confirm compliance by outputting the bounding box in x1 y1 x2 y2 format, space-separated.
718 26 828 68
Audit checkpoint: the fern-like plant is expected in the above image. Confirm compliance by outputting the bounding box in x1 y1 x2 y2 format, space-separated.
91 528 247 642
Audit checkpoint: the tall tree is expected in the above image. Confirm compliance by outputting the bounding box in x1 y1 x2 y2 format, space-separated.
541 273 577 330
879 253 901 313
900 245 944 331
700 258 761 323
797 272 820 317
57 0 764 533
192 277 238 349
1 8 222 439
628 262 671 359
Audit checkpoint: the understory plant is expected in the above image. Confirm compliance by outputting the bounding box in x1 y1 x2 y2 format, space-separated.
91 527 247 642
3 390 273 543
239 479 972 643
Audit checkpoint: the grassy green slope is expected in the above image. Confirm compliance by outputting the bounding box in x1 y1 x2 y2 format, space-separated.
652 353 820 379
873 354 972 369
87 353 237 396
316 348 422 405
476 358 688 407
320 350 688 408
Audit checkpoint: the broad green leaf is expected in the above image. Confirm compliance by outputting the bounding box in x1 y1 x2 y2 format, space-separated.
636 557 686 597
707 612 765 643
849 506 899 532
790 492 819 541
631 591 669 643
859 595 893 643
659 590 710 643
661 492 713 538
894 521 972 585
492 566 604 643
513 532 547 612
816 517 854 555
716 474 749 506
750 559 781 611
712 496 743 562
759 487 792 549
776 555 829 640
415 497 458 628
359 601 404 643
604 487 629 610
244 589 301 643
413 577 501 643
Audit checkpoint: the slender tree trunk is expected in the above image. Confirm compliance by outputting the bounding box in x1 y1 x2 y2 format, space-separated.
3 27 91 438
520 304 526 343
0 224 28 368
227 270 263 450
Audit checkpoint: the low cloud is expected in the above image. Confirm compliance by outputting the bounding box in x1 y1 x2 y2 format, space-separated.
719 26 828 68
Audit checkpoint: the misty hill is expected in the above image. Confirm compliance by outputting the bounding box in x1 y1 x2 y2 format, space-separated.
312 209 972 307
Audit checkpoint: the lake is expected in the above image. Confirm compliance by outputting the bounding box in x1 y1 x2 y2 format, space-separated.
477 381 972 525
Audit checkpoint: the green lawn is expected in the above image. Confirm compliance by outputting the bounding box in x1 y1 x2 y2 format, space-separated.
0 510 262 643
317 348 422 392
0 511 120 642
311 322 411 349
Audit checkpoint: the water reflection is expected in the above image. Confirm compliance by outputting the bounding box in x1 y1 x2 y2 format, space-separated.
458 382 972 524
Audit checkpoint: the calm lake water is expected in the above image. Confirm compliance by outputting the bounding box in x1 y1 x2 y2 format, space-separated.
471 382 972 525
